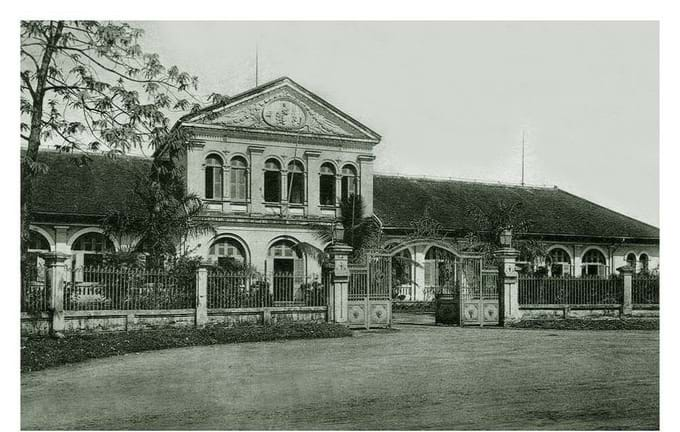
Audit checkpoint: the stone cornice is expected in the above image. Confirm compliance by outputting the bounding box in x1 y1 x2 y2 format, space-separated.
247 145 266 154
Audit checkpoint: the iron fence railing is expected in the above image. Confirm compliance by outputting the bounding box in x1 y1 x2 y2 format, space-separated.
518 275 623 305
207 271 328 309
481 270 499 300
632 275 659 305
65 266 196 311
21 279 49 312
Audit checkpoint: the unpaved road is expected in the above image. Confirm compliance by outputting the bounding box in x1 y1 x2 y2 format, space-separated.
21 325 658 430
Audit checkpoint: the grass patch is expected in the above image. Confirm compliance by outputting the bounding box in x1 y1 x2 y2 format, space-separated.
509 319 658 331
21 322 352 373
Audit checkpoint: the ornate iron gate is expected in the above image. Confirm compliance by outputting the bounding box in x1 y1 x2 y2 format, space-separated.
459 258 500 326
347 253 392 329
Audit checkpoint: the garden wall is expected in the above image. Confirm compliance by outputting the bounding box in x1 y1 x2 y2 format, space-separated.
520 304 658 320
22 306 328 335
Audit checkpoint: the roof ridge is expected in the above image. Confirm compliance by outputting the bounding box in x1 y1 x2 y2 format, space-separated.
373 172 557 189
24 147 153 160
554 186 659 230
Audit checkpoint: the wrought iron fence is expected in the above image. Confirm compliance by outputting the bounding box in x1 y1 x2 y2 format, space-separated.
632 274 659 304
65 266 196 311
21 279 49 312
481 270 499 300
207 271 328 309
348 265 368 301
518 275 623 305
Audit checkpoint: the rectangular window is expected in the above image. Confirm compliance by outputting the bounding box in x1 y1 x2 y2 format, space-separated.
205 167 223 199
230 169 247 200
320 175 335 205
341 176 357 201
264 171 280 202
213 168 222 199
288 172 305 204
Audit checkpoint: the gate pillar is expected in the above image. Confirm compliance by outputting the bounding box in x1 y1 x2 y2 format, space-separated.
327 243 353 324
42 252 70 337
496 246 521 326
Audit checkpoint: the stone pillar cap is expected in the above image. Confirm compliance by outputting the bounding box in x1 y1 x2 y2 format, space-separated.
616 264 635 273
494 247 519 257
327 242 353 254
40 252 71 261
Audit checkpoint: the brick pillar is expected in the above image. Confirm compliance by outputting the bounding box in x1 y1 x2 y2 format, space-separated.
196 266 209 327
617 265 634 316
326 242 353 324
496 246 521 326
43 252 70 337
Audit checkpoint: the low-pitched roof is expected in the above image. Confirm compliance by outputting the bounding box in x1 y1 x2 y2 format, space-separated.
27 150 150 222
373 175 659 241
26 152 659 241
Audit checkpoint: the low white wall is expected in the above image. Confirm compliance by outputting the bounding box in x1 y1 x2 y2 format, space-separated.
21 306 328 335
520 304 658 320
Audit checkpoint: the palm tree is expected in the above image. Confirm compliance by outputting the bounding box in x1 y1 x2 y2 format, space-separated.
102 170 215 267
293 194 382 265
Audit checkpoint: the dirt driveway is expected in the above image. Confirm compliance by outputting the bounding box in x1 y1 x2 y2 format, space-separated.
21 325 658 430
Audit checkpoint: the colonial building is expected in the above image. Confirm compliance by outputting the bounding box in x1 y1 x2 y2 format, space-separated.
26 77 660 300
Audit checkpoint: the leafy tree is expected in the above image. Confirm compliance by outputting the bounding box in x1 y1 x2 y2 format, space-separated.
20 20 201 267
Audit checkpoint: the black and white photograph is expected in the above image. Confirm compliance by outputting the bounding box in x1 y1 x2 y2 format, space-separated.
10 6 674 430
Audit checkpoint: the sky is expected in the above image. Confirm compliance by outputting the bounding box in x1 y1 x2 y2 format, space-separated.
133 21 658 226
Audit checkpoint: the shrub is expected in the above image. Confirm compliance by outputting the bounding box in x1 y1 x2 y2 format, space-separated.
21 322 352 373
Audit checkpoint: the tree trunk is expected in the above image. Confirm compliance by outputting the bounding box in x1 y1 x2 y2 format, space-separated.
21 21 64 271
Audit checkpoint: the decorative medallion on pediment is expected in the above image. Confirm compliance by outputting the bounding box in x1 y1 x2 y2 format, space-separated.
197 87 361 138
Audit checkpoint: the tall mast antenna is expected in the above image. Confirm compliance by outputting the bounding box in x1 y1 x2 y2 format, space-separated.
255 43 259 87
521 129 526 186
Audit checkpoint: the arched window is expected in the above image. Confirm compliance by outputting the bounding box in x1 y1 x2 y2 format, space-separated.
264 159 281 203
319 163 336 206
547 248 571 277
209 238 247 268
341 165 358 201
72 232 115 268
230 156 248 201
581 249 607 277
639 253 649 273
205 155 223 199
268 240 302 260
626 253 637 270
287 160 305 204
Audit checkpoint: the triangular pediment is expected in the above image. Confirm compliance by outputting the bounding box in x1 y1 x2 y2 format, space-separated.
179 77 381 144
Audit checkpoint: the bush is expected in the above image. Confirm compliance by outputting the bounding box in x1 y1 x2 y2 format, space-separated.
21 322 352 372
509 319 658 331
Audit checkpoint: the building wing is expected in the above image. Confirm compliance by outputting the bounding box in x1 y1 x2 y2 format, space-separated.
373 175 659 241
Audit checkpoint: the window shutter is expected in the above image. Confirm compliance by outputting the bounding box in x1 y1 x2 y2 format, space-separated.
214 168 223 198
229 170 236 198
205 168 213 199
